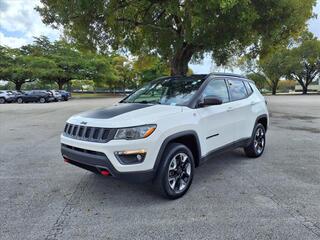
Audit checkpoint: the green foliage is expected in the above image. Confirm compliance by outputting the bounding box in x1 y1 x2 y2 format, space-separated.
71 79 95 91
246 73 267 90
37 0 316 75
133 55 170 85
283 34 320 94
259 49 288 95
24 37 101 89
0 46 54 90
0 37 117 90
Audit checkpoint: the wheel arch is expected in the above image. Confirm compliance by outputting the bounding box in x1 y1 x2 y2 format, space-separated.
153 130 201 178
255 114 268 132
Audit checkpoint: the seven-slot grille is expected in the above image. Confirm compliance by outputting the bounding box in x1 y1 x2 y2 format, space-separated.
64 123 112 143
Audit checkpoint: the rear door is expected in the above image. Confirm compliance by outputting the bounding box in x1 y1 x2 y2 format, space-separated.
226 79 252 140
196 78 235 155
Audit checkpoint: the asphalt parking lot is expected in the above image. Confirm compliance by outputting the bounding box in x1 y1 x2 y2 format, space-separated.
0 95 320 240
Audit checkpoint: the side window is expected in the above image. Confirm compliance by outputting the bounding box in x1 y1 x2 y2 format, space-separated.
202 79 229 103
228 79 248 101
244 81 253 95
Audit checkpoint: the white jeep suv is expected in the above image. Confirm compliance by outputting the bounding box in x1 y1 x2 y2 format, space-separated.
61 73 269 199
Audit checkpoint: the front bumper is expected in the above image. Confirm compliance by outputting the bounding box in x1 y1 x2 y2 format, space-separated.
61 144 154 182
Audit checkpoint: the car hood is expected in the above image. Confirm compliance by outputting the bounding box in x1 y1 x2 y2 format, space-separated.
68 103 185 128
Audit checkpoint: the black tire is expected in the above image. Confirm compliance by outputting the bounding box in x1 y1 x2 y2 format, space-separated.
0 98 5 104
17 97 23 104
154 143 195 199
39 97 46 103
244 123 266 158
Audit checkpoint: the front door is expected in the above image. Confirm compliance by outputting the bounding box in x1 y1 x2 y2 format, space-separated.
196 78 235 155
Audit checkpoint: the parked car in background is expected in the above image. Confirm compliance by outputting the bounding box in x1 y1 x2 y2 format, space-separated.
11 91 24 97
16 90 54 103
58 90 71 101
0 90 16 103
48 90 63 102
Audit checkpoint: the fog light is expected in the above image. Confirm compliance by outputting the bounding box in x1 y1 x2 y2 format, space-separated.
136 154 142 161
114 150 146 164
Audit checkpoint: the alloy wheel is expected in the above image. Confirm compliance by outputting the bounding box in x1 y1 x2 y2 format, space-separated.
254 127 265 154
167 152 192 194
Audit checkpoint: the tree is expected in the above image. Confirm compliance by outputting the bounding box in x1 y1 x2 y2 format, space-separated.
110 55 134 91
284 35 320 94
133 55 170 86
0 46 54 90
37 0 316 76
259 49 287 95
23 36 114 90
239 47 287 95
246 73 267 90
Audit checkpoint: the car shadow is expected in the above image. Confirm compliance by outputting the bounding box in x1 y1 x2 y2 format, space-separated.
80 149 251 206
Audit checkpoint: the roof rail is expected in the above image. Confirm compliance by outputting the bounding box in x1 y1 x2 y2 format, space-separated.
210 72 246 79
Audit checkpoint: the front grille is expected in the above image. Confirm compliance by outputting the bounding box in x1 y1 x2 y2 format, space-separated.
63 123 113 143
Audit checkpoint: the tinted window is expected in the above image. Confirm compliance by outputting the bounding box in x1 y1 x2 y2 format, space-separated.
228 79 247 101
244 81 253 95
202 79 229 103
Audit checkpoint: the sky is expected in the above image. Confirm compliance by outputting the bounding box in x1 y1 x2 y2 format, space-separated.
0 0 319 74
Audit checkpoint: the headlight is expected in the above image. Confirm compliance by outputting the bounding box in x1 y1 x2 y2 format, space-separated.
114 125 157 140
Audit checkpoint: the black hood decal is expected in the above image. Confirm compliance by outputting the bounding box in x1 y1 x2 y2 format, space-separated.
79 104 152 119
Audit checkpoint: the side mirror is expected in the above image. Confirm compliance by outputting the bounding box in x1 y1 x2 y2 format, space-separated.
198 96 223 107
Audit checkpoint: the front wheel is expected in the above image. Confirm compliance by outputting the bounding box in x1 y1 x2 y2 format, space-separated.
154 143 195 199
0 98 5 104
17 97 23 104
244 123 266 158
39 97 46 103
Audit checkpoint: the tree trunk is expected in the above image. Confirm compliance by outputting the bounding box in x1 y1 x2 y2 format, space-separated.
270 78 279 95
15 81 23 91
171 43 195 76
302 85 308 94
56 79 67 90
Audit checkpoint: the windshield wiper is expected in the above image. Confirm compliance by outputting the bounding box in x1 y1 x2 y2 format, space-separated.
134 100 161 104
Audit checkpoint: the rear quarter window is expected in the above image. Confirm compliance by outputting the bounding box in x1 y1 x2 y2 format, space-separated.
244 81 253 95
228 79 248 101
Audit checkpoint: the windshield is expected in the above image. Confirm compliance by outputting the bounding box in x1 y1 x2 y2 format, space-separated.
123 76 205 106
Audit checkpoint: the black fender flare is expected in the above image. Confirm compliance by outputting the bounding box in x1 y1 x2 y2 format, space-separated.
153 130 201 177
255 114 268 131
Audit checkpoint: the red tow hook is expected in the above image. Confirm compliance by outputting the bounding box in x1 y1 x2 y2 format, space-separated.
100 170 110 176
63 157 70 163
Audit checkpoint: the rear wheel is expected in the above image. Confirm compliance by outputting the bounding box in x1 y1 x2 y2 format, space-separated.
39 97 46 103
0 98 5 104
244 123 266 158
155 143 194 199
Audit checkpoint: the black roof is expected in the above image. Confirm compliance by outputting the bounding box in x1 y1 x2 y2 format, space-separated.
190 72 246 79
210 72 246 78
